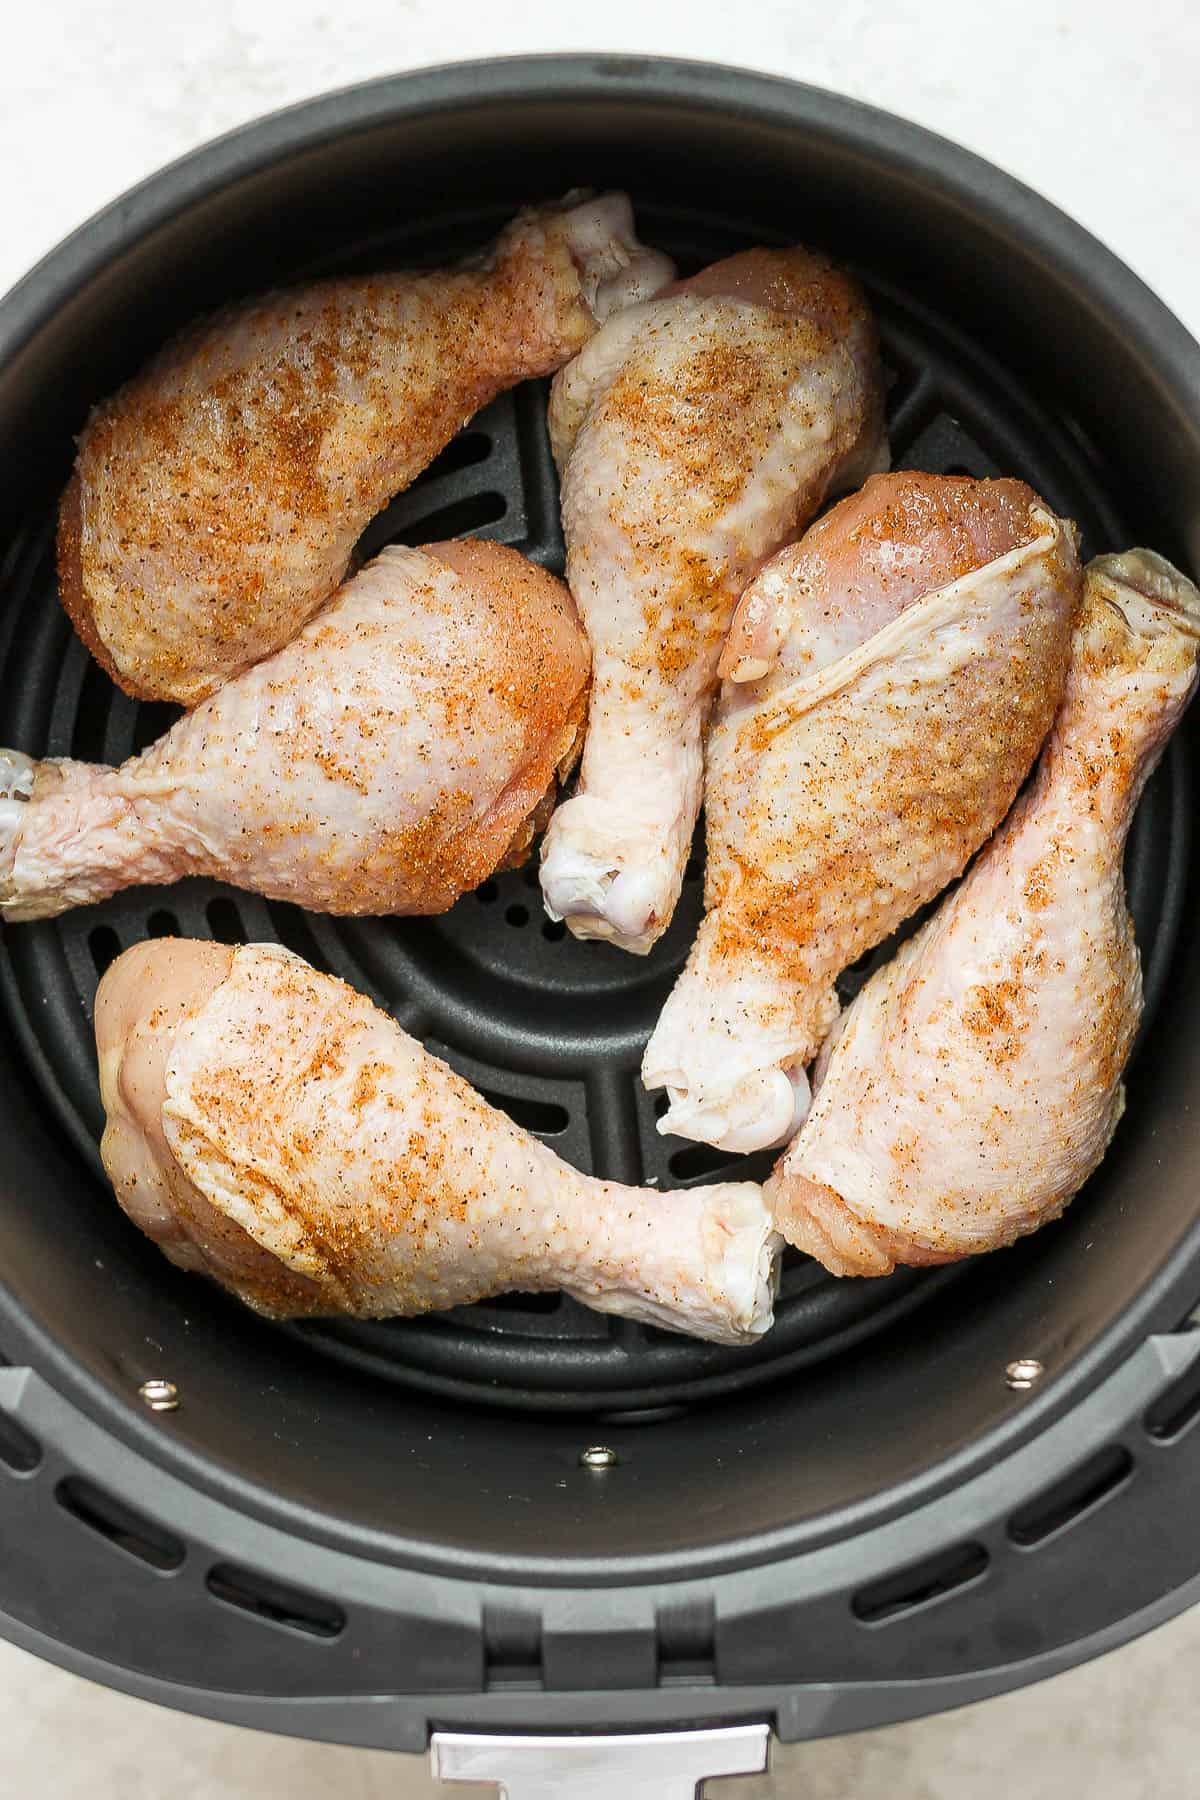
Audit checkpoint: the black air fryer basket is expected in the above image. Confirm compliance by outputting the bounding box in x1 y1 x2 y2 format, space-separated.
2 57 1200 1793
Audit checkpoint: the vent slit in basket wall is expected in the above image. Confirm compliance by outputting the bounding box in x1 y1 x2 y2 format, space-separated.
205 1562 346 1639
413 430 492 484
478 1089 569 1136
852 1541 990 1624
1144 1348 1200 1442
55 1475 184 1571
390 490 506 545
1007 1443 1134 1547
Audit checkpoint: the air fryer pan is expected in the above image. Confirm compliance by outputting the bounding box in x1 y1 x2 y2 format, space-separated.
2 58 1200 1761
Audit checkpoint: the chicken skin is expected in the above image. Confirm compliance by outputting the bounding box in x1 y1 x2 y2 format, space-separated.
59 194 672 705
538 247 887 954
768 551 1200 1274
643 473 1082 1154
0 540 589 920
95 940 780 1344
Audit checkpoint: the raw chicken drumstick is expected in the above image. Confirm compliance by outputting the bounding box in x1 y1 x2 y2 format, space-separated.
59 194 672 705
768 551 1200 1275
0 540 589 920
538 247 887 954
96 940 780 1344
643 472 1082 1154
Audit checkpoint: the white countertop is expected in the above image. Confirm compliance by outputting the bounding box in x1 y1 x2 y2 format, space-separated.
0 3 1197 1796
3 0 1197 344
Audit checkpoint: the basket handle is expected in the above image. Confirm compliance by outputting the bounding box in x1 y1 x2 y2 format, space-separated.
431 1724 769 1796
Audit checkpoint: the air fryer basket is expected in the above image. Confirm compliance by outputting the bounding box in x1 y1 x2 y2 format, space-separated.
2 56 1200 1766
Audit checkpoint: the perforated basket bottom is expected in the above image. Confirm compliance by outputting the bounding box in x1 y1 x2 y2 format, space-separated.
0 215 1185 1414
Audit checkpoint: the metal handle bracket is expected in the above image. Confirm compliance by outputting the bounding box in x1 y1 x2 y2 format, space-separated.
431 1724 770 1796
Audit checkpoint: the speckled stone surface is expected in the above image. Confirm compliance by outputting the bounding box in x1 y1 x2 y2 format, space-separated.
0 2 1197 1793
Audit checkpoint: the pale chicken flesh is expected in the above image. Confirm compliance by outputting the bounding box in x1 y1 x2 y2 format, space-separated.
95 940 780 1343
0 540 589 920
643 472 1083 1154
538 247 887 954
59 194 673 704
768 552 1200 1274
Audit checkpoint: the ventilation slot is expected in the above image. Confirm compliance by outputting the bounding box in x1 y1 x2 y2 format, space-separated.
484 1605 544 1691
206 1562 345 1639
88 924 122 980
480 1290 563 1317
55 1476 184 1571
479 1090 569 1136
390 491 506 544
147 908 179 939
475 880 499 905
73 656 125 763
206 896 247 944
266 903 332 975
505 903 530 928
852 1542 989 1624
1008 1444 1134 1548
1145 1351 1200 1442
542 919 566 942
414 430 492 483
131 700 182 755
669 1142 739 1183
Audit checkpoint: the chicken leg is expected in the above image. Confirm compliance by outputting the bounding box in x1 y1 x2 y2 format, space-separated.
767 551 1200 1274
96 940 780 1344
643 473 1082 1153
59 194 672 704
538 247 887 954
0 540 589 920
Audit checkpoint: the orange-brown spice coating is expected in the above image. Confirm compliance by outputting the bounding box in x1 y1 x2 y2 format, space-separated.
769 553 1200 1274
708 611 1075 985
541 242 886 953
96 943 777 1340
4 540 590 921
59 205 618 705
644 478 1083 1154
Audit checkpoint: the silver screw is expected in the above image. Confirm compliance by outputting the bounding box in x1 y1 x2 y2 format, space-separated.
1005 1358 1044 1392
579 1444 619 1470
138 1378 180 1413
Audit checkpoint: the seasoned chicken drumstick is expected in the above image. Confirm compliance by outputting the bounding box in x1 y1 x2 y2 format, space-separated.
643 473 1082 1153
539 247 887 954
0 540 589 920
96 941 780 1344
769 551 1200 1274
59 194 672 704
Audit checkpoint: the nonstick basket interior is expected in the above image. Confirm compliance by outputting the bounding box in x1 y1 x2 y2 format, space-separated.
0 206 1181 1418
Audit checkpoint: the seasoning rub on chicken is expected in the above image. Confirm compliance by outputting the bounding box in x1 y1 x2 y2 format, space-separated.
539 246 887 954
59 194 672 703
96 939 780 1344
769 551 1200 1274
643 473 1082 1153
0 541 589 919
